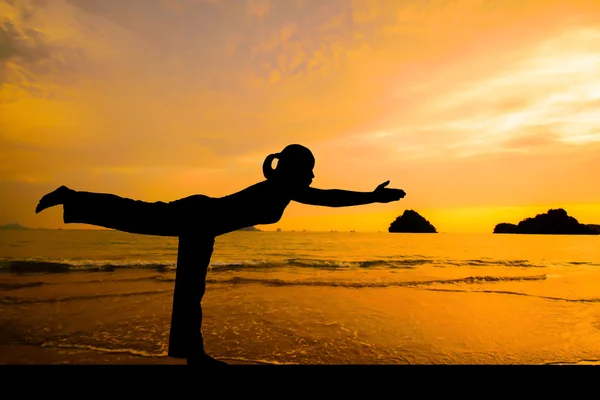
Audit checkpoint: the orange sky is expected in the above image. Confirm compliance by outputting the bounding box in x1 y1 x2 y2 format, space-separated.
1 0 600 233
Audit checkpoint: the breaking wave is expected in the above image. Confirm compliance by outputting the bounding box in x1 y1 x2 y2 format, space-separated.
0 289 172 305
0 275 547 304
0 257 550 274
204 274 548 288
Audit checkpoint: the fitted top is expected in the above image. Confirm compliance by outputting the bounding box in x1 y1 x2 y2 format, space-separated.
203 180 292 236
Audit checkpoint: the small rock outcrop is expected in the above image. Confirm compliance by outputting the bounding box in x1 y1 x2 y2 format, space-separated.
389 210 437 233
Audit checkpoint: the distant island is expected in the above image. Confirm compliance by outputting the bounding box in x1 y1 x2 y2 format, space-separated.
389 210 437 233
0 223 31 230
493 208 599 235
237 226 262 232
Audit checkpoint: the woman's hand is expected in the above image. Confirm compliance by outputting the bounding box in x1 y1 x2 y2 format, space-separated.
373 181 406 203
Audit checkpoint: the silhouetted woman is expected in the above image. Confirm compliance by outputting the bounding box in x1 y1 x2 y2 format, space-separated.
35 144 406 366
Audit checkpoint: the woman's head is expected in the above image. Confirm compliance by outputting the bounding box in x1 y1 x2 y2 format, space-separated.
263 144 315 187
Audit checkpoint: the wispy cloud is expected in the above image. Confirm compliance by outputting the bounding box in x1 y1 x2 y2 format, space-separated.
246 0 271 20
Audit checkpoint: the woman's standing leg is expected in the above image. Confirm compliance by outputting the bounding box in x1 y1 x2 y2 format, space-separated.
168 234 226 366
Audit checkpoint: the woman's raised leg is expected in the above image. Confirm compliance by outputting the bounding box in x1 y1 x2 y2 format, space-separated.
36 186 182 237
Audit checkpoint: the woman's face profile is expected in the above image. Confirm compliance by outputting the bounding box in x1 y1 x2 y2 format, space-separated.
291 158 315 187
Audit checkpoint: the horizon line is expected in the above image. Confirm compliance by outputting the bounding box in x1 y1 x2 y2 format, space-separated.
3 227 599 235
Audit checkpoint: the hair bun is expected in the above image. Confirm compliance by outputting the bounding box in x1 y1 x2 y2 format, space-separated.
263 153 278 180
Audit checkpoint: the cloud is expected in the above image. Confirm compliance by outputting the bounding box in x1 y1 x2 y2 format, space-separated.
161 0 183 12
161 0 226 13
247 13 355 84
367 26 600 158
320 13 346 31
0 3 60 101
251 23 298 55
558 132 600 145
0 0 134 104
350 0 383 25
246 0 271 19
501 128 561 152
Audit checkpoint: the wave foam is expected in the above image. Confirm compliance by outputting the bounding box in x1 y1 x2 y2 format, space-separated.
41 342 168 358
205 274 548 288
1 289 172 305
0 256 551 274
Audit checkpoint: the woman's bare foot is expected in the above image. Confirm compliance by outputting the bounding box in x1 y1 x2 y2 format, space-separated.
35 185 72 214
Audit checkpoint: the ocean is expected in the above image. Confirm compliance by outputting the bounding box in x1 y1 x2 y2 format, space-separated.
1 229 599 365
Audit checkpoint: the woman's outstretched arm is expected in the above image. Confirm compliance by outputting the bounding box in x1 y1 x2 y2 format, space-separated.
291 181 405 207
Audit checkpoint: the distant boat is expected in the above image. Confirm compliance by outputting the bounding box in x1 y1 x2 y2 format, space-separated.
276 228 282 232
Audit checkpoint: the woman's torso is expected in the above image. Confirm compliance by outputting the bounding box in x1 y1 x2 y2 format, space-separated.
183 180 291 236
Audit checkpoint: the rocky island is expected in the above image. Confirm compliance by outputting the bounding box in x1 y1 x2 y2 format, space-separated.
587 224 600 234
389 210 437 233
493 208 598 235
0 223 30 230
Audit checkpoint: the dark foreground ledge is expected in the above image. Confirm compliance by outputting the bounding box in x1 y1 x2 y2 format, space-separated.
2 363 597 374
1 365 595 395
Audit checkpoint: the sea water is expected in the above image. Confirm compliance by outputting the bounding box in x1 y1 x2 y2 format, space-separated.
1 230 599 364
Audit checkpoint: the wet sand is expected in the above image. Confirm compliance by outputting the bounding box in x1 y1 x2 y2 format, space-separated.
0 343 260 365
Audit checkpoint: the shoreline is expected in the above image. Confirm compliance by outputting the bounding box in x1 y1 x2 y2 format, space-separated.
0 343 258 365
